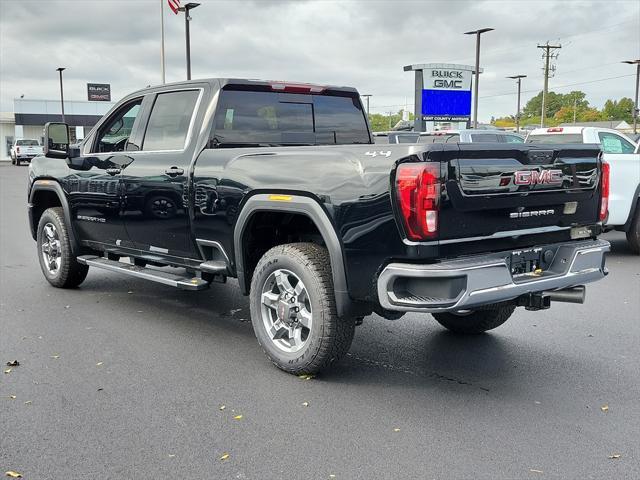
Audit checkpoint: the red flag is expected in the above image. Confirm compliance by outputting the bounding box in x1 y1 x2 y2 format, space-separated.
168 0 180 14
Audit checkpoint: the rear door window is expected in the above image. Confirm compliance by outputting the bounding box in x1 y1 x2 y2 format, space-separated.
143 90 200 151
598 132 636 154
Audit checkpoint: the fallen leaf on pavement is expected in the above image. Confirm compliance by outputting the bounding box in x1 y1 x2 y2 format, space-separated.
4 368 11 374
530 469 543 474
233 415 243 420
51 355 59 359
219 405 226 411
65 305 70 309
6 360 19 367
8 395 16 400
302 402 309 407
219 453 230 461
127 291 134 294
5 472 22 478
601 404 609 412
96 362 103 366
168 454 175 458
97 388 103 392
24 401 31 405
329 475 336 479
298 374 315 380
608 454 621 459
393 428 401 432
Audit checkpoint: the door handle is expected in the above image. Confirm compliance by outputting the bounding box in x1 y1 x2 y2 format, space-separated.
106 168 121 176
165 166 184 177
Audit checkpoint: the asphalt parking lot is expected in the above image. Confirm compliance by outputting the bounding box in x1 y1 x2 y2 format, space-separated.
1 162 639 479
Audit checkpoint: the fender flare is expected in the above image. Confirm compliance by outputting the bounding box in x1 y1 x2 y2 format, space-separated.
233 193 351 316
29 180 79 254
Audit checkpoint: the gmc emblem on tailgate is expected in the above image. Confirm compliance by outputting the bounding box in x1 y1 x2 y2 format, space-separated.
514 169 563 185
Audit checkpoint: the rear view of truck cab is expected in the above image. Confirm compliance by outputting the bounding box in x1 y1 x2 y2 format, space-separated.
376 143 610 334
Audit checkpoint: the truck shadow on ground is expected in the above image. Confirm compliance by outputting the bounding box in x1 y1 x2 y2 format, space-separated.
81 272 611 401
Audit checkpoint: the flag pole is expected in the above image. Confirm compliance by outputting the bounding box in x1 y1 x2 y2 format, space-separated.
160 0 166 84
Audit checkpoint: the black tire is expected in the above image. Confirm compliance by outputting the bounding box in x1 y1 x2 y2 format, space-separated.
15 157 21 166
36 207 89 288
432 303 516 334
626 206 640 254
11 154 15 165
249 242 355 375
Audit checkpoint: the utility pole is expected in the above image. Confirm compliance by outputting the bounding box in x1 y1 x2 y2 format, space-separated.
362 94 372 118
56 67 66 123
507 75 526 132
622 60 640 134
538 42 561 127
465 28 494 128
573 94 577 124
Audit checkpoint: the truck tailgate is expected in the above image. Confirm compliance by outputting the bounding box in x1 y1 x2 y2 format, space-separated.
439 143 602 241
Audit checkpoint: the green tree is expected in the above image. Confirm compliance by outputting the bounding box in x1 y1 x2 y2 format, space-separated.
523 90 590 121
602 98 634 123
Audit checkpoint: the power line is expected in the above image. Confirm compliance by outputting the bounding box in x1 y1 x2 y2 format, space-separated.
479 73 635 99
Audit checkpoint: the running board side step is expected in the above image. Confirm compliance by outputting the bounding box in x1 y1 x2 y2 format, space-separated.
77 255 209 291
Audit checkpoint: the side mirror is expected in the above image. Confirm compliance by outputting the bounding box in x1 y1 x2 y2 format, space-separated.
44 122 70 159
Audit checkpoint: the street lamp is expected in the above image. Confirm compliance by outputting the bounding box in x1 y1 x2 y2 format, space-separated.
56 67 66 123
507 75 526 133
464 27 494 129
362 94 372 118
622 59 640 134
179 2 200 80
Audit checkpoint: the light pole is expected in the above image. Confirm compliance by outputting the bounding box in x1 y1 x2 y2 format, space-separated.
464 27 494 129
179 2 200 80
362 94 372 118
622 59 640 134
56 67 66 123
507 75 526 133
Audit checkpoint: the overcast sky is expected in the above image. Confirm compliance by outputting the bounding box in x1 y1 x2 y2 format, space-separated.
0 0 638 121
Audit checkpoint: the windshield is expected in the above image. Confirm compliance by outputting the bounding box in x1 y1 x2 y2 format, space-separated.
526 134 584 144
16 139 39 146
211 89 371 146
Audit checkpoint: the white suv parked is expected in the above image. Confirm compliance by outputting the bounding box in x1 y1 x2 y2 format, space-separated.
526 126 640 253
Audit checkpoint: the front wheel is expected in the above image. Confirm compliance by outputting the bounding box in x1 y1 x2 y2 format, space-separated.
37 207 89 288
432 303 516 334
249 243 355 375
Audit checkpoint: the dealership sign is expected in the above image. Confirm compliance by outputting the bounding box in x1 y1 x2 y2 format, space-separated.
421 66 473 121
87 83 111 102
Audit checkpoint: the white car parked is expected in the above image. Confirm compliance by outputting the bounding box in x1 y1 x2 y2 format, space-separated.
526 126 640 253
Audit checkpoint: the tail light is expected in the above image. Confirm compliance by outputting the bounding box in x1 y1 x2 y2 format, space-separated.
599 160 610 222
547 127 563 133
395 163 440 240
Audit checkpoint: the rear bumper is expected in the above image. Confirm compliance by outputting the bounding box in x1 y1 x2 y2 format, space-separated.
377 239 610 313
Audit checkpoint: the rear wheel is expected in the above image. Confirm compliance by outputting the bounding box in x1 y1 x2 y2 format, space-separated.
249 243 355 375
37 207 89 288
432 303 516 334
626 206 640 254
15 157 21 166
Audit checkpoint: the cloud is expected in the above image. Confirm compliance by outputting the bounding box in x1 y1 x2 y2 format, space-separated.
0 0 638 122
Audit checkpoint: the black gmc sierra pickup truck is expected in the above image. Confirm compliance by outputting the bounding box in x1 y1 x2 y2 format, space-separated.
28 78 610 375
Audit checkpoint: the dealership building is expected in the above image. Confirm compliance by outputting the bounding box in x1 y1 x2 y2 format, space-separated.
1 83 116 161
1 98 115 160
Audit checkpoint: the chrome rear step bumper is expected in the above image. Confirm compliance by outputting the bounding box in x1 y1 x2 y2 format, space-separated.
377 239 610 313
